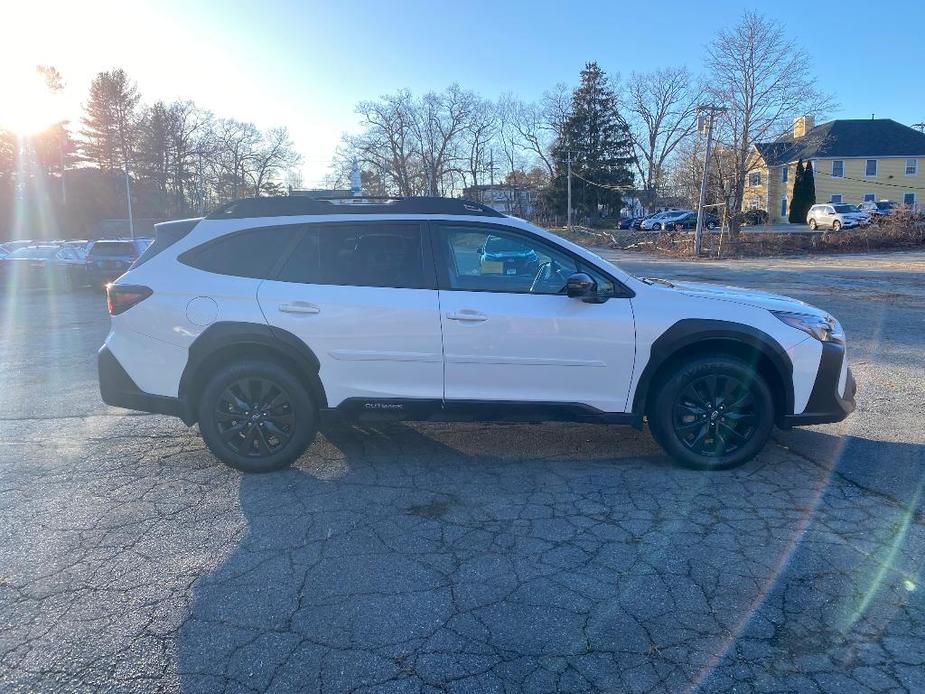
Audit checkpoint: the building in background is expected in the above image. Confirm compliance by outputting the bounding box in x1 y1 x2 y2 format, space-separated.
463 184 539 218
748 117 925 223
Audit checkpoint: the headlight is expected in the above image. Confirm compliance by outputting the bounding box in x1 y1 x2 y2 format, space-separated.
772 311 844 342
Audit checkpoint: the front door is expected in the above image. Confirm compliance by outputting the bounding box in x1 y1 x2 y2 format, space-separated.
257 221 443 408
433 223 636 413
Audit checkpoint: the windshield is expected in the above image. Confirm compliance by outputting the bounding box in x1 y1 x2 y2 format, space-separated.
833 204 859 213
876 201 895 210
8 246 59 259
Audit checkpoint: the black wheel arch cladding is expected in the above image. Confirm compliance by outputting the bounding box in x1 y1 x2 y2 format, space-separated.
632 318 795 416
179 321 328 410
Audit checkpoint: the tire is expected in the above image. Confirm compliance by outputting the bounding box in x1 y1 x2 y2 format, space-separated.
832 220 842 231
647 356 775 470
197 359 317 472
808 218 818 230
673 223 682 231
653 223 662 231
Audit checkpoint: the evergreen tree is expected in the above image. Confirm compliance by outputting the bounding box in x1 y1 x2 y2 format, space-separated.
788 158 805 223
80 69 140 173
803 160 816 209
547 62 635 223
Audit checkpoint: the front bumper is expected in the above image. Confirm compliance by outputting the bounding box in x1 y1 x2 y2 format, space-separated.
98 346 193 424
780 341 856 427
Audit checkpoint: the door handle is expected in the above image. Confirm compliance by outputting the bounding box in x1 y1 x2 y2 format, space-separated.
446 311 487 322
278 302 320 315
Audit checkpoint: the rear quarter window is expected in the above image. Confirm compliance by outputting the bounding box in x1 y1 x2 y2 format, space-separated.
179 224 304 279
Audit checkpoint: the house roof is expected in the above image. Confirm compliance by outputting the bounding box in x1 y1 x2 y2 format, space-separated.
755 119 925 166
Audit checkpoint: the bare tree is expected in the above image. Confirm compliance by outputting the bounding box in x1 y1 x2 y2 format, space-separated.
246 126 301 196
410 84 477 196
622 66 701 210
349 90 421 196
705 11 832 233
462 97 498 191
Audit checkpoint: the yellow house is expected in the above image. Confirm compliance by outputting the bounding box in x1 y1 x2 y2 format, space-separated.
746 117 925 223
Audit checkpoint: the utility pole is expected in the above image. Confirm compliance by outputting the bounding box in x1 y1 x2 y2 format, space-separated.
567 149 572 232
694 105 726 257
124 167 135 240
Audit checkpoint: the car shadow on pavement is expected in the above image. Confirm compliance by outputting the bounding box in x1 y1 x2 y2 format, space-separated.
177 422 925 692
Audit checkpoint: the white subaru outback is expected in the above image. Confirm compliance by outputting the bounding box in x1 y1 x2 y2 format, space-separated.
99 197 856 472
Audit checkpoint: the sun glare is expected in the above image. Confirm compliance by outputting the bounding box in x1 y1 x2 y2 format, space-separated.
0 70 63 135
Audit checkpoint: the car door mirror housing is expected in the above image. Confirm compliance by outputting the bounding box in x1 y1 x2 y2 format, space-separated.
566 272 597 300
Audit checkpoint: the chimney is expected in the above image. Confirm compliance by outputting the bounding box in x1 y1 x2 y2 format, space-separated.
794 116 814 138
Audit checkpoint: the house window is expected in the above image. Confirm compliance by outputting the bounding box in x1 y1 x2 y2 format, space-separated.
831 160 844 177
907 159 919 176
780 197 787 217
781 166 788 183
865 159 878 176
748 172 761 187
863 193 876 202
749 196 761 210
904 192 917 206
830 194 843 203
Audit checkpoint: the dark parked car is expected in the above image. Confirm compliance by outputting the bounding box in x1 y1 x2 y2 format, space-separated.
740 209 769 226
84 239 152 287
618 217 643 230
667 212 720 231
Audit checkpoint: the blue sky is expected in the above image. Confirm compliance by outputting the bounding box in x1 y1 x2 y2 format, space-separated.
3 0 922 184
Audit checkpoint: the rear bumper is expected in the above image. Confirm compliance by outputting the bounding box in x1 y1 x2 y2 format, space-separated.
98 346 193 424
779 342 856 427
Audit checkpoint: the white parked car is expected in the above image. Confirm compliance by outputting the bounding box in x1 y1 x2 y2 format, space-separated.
806 203 869 230
99 196 856 472
640 209 693 231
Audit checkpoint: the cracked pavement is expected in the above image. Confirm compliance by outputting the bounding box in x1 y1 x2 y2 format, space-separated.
1 252 924 692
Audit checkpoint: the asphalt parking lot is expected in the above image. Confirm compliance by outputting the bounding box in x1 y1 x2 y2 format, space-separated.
1 251 924 693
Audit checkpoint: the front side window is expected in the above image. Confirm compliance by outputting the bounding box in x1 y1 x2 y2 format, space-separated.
277 222 428 289
437 224 613 296
831 160 844 177
181 225 303 279
865 159 878 176
906 159 919 175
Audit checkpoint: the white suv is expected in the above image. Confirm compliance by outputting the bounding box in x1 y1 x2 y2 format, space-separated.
806 203 869 230
99 196 855 472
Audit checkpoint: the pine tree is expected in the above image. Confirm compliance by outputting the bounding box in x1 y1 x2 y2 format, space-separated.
547 62 635 223
803 160 816 210
80 69 140 173
788 159 805 223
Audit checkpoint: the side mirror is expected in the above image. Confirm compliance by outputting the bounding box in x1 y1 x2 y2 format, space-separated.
565 272 596 299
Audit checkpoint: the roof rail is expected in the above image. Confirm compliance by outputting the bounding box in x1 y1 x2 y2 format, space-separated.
205 196 505 220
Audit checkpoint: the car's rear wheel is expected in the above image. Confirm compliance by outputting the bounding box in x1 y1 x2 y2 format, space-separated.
832 220 842 231
648 356 774 470
197 360 317 472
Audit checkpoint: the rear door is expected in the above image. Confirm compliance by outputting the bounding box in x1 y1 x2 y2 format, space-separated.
433 222 636 413
257 221 444 408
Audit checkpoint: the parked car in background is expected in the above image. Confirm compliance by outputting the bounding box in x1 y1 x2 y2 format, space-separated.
0 240 35 257
667 212 720 231
479 234 540 277
640 209 694 231
858 200 897 219
739 209 769 226
0 244 86 290
806 204 869 231
84 238 152 287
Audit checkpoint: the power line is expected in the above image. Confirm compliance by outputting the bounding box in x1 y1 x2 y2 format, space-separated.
569 171 636 192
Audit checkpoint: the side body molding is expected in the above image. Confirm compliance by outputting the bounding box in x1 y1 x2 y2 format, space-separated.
631 318 795 416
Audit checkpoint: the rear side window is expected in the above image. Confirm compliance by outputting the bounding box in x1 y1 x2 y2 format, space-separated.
276 222 429 289
181 225 303 279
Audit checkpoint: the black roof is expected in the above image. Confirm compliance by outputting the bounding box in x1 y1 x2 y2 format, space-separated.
756 119 925 166
206 196 505 220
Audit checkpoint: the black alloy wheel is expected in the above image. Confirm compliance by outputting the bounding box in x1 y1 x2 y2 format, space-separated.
215 378 294 458
672 374 757 457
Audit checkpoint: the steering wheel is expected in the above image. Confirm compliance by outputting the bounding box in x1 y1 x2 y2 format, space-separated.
529 260 567 294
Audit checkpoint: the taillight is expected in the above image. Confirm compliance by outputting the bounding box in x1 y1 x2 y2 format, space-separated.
107 284 152 315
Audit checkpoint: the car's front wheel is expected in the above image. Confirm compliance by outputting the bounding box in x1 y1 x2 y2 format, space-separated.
647 356 775 470
197 360 317 472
